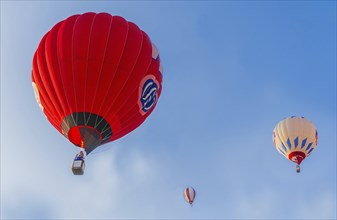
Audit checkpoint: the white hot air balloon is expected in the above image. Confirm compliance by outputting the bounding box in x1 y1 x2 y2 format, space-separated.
273 116 318 173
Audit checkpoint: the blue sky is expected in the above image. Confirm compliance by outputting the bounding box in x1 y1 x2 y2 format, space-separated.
1 1 336 219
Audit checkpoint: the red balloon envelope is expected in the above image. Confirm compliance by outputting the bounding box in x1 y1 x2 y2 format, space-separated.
32 12 162 154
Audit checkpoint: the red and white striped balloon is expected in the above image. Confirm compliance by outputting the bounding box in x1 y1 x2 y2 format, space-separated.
184 187 196 205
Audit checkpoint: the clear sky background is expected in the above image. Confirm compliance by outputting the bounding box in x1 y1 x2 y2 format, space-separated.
1 1 336 219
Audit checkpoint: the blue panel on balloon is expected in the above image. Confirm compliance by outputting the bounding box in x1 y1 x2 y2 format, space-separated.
301 138 307 149
306 142 313 151
294 137 299 148
282 142 287 152
286 138 292 150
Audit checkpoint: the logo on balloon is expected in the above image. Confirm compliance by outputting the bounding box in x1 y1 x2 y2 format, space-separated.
138 75 159 115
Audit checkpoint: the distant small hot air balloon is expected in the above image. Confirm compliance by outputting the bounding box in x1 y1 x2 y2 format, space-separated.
273 116 318 173
32 12 162 175
184 187 196 205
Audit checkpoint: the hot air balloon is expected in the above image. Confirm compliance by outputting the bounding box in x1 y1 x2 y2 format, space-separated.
184 187 196 205
273 116 318 173
32 12 163 175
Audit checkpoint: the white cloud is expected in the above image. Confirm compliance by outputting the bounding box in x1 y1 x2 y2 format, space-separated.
1 140 173 219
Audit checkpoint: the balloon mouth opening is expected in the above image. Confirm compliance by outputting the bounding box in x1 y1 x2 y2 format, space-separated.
68 126 102 153
288 151 306 165
68 126 102 145
60 112 113 154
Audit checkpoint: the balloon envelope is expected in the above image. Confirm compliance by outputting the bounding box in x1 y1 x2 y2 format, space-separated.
184 187 196 205
273 116 318 165
32 12 162 154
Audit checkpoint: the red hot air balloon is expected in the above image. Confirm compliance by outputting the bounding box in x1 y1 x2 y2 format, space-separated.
32 12 162 175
